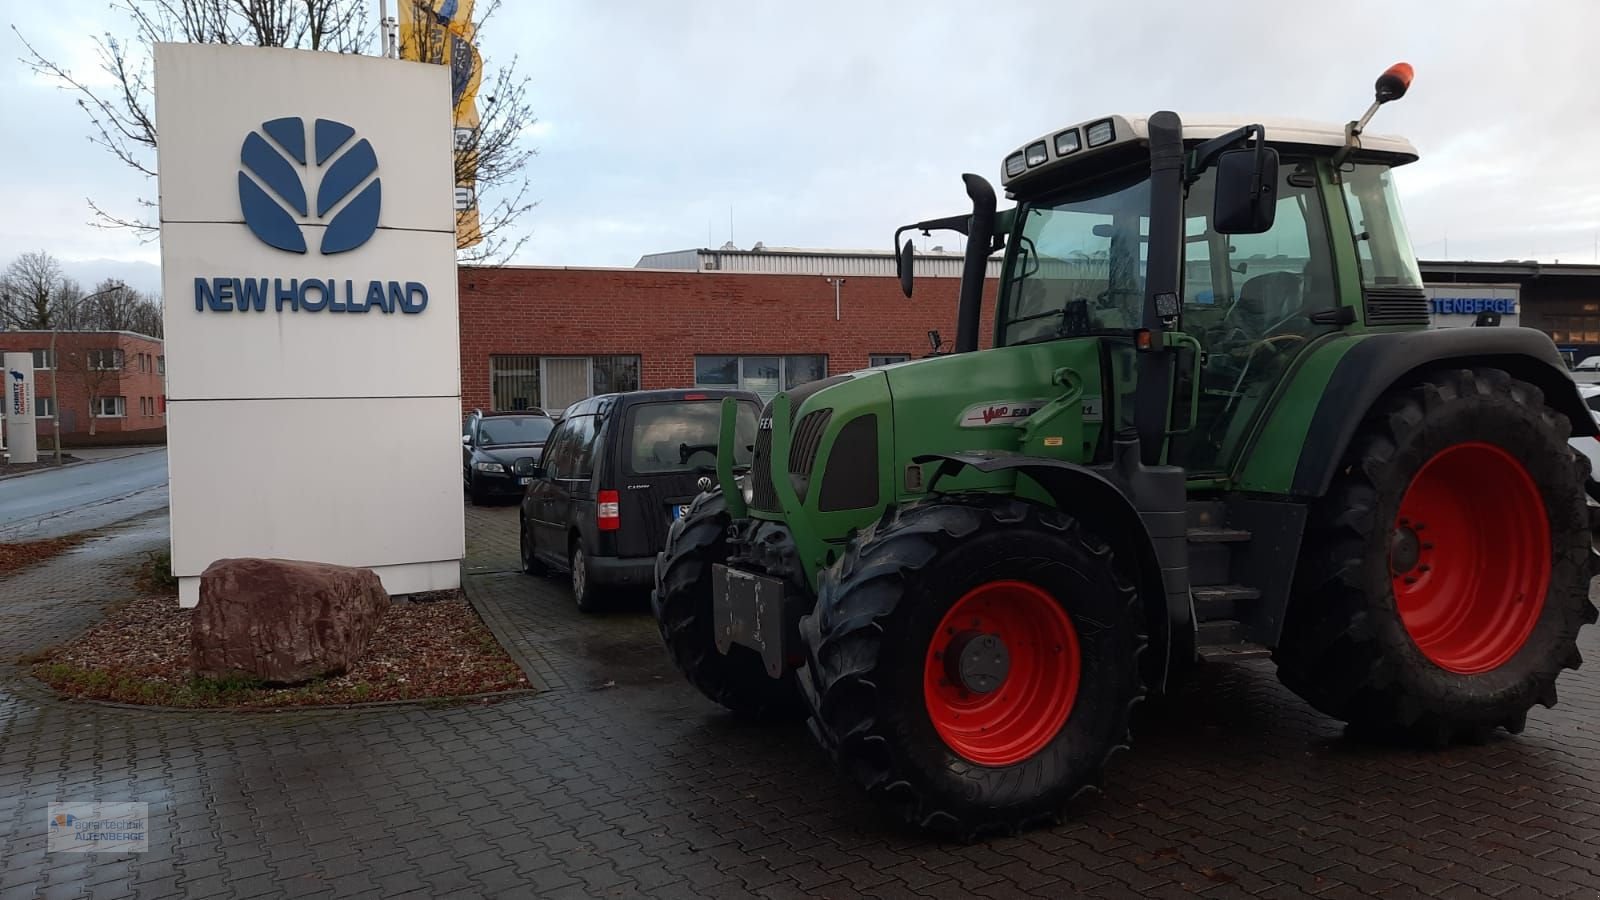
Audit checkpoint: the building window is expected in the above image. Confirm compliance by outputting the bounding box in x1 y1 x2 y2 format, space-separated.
694 354 828 400
87 349 125 371
138 354 148 373
93 396 127 418
869 354 911 367
1547 315 1600 344
31 349 54 370
491 354 540 411
489 354 641 413
592 355 641 395
36 396 55 418
157 356 165 375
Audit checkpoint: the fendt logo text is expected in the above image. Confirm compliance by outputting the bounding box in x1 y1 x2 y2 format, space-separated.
194 117 429 316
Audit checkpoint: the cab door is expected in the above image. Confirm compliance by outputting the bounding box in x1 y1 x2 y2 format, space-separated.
1174 158 1343 475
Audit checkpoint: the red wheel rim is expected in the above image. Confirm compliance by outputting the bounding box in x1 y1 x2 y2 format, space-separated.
1391 442 1549 674
923 580 1080 766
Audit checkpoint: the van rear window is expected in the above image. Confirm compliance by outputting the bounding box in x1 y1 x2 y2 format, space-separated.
627 401 758 474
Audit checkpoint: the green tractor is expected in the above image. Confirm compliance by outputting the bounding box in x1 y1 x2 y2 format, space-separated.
653 64 1600 837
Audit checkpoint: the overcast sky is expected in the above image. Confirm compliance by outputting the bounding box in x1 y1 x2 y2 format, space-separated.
3 0 1598 296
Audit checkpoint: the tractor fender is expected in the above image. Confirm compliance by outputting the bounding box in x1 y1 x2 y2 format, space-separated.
914 449 1182 691
1291 327 1596 498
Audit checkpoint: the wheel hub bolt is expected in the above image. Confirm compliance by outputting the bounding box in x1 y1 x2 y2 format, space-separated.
1390 525 1423 575
944 631 1010 695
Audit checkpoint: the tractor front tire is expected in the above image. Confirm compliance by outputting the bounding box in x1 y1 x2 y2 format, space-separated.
1277 367 1598 744
652 490 806 720
798 496 1144 839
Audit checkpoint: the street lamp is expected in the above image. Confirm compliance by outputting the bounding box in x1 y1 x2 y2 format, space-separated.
46 282 128 464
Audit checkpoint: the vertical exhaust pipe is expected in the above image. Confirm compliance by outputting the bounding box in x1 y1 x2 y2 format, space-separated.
954 174 996 354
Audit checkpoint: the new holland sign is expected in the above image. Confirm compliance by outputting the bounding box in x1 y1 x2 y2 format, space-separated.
195 116 431 315
156 44 463 607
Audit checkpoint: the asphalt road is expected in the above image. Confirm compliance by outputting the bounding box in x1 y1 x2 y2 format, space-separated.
0 448 169 541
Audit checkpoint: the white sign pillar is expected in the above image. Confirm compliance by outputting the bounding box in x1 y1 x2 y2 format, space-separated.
155 45 464 606
3 353 38 464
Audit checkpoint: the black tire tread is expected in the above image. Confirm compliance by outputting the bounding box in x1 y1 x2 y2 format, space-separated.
798 494 1144 839
652 491 805 719
1275 366 1598 743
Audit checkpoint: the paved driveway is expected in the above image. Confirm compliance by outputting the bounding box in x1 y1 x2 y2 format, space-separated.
1 503 1599 898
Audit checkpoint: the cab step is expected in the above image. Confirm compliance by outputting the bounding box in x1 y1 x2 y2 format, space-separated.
1196 642 1274 662
1185 526 1253 543
1203 614 1273 659
1194 619 1272 661
1192 584 1263 621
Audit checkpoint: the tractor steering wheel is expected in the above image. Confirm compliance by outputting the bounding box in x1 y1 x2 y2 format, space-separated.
1250 333 1308 353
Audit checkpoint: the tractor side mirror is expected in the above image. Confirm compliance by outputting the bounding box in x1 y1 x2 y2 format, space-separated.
1214 147 1279 235
898 239 915 298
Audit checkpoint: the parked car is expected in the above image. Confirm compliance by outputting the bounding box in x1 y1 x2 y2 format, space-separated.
519 388 760 611
1572 385 1600 483
1572 356 1600 384
463 409 555 505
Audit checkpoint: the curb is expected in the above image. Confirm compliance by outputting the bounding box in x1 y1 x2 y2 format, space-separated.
462 568 554 691
0 458 85 482
9 670 536 715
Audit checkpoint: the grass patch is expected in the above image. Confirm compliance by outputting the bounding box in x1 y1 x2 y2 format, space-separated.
131 549 179 596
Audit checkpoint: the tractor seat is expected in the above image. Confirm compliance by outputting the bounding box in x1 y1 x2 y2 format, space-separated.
1235 271 1303 331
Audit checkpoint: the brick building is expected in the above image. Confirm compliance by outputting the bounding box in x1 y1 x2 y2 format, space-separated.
0 330 167 446
458 258 997 415
458 252 1600 418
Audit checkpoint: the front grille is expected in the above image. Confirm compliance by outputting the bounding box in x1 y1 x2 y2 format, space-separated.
1364 286 1430 326
750 407 780 511
788 409 833 501
819 414 880 512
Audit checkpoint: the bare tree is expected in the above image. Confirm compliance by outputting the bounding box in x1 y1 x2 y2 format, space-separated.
50 280 88 330
1 251 67 329
58 344 129 437
80 279 148 333
125 296 165 338
15 0 537 261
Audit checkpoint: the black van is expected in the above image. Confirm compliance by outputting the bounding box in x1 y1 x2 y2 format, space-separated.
519 388 760 611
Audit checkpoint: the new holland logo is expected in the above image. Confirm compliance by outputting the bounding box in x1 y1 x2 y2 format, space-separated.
197 117 428 315
238 117 381 255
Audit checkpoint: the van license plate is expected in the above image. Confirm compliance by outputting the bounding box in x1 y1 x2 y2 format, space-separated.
671 504 692 520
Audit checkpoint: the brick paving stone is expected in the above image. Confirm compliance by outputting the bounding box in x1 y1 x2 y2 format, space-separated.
4 503 1600 898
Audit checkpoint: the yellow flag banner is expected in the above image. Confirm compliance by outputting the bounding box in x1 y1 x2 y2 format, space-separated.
399 0 482 248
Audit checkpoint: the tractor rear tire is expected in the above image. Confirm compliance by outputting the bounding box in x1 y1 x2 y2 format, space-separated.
798 495 1144 839
652 490 806 720
1276 367 1598 744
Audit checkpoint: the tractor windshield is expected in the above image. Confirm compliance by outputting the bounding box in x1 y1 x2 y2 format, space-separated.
1339 163 1424 290
998 166 1151 346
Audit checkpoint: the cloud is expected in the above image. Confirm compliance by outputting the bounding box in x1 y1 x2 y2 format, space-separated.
5 0 1600 278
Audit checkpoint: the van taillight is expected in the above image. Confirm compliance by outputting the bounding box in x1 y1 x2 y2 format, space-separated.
598 490 621 531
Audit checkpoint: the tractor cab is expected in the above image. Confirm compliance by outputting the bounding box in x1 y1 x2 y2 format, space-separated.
896 79 1428 482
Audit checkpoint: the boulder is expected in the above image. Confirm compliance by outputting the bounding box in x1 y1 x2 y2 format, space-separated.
191 558 390 684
